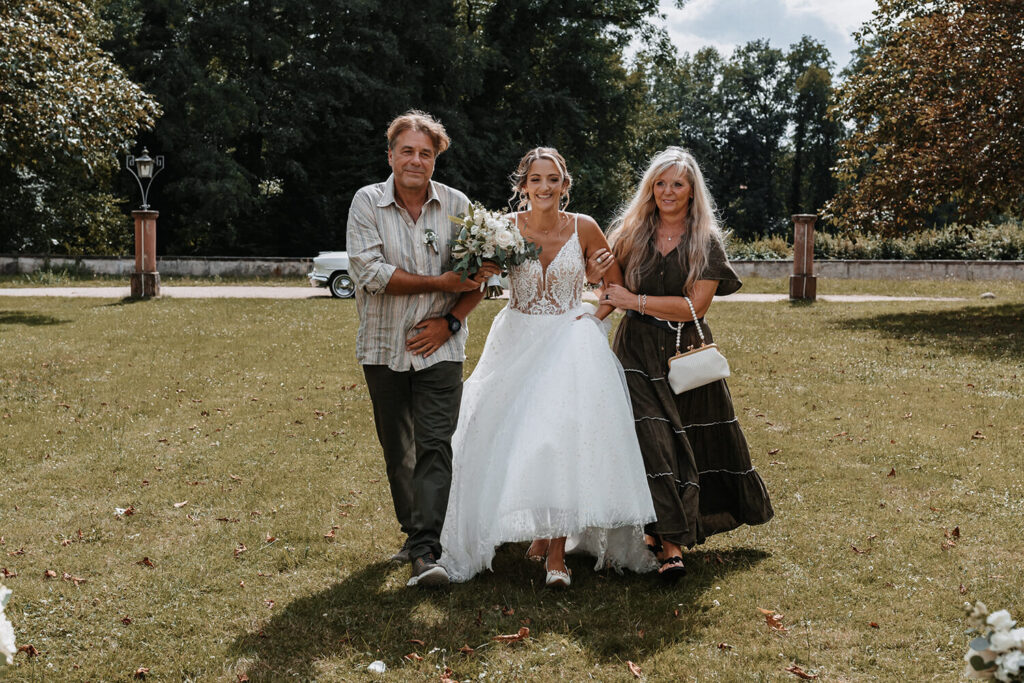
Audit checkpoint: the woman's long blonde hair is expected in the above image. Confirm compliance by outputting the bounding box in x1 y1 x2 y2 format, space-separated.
609 147 723 294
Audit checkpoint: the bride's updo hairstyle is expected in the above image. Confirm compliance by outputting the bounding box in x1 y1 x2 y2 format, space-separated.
609 146 723 294
509 147 573 212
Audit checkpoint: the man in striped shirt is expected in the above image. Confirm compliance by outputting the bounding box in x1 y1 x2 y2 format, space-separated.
347 110 498 587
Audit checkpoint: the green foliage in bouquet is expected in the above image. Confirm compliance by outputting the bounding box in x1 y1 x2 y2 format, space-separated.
449 202 541 297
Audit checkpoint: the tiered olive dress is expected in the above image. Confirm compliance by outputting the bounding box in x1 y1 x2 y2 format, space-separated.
612 238 773 548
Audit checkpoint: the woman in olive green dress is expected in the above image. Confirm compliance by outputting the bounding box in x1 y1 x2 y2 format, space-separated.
590 147 773 580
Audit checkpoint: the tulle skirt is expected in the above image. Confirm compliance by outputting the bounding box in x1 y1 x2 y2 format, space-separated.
440 303 657 582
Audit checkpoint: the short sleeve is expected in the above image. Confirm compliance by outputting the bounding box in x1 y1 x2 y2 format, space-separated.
700 236 742 296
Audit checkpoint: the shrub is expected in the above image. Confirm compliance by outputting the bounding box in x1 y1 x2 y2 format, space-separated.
727 222 1024 260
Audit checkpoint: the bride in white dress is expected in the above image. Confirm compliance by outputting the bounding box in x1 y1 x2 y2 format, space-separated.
440 148 656 586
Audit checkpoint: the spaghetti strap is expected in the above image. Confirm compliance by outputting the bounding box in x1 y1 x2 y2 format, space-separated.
573 212 578 234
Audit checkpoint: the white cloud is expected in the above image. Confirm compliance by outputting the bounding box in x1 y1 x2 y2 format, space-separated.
780 0 877 35
656 0 878 67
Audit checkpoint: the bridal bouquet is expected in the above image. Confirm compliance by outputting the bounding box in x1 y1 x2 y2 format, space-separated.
1 584 15 666
963 601 1024 680
450 202 540 297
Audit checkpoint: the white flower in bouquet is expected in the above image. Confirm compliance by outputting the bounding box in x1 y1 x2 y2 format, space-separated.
0 584 15 666
449 202 541 297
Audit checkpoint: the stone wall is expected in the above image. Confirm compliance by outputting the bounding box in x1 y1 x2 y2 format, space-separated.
1 255 1021 280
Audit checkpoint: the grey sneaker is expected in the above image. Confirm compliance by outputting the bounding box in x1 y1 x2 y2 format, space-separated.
407 553 449 588
389 542 411 564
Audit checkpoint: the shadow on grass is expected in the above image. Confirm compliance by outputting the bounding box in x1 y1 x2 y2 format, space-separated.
231 545 768 680
0 310 70 326
837 302 1024 362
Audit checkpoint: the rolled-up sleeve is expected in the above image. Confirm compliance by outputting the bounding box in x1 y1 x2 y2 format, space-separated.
346 189 396 295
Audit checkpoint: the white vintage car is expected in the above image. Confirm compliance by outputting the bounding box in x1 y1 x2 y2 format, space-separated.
308 251 355 298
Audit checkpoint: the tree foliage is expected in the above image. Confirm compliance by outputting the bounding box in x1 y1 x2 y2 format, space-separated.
632 36 841 238
0 0 159 172
0 0 158 252
828 0 1024 234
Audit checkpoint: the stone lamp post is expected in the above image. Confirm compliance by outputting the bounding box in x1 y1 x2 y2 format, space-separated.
126 148 164 298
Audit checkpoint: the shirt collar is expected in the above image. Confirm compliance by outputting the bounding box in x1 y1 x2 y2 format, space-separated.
378 174 440 208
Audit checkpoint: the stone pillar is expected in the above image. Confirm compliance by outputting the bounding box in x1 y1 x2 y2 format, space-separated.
789 213 817 301
130 210 160 298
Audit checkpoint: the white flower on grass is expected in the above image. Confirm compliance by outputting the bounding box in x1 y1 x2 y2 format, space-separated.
989 610 1017 633
0 584 14 666
991 629 1022 653
968 602 991 629
997 650 1024 680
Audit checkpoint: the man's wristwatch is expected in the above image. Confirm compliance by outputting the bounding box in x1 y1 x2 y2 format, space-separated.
444 313 462 334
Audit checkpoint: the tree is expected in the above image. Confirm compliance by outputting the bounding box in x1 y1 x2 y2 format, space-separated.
0 0 159 252
828 0 1024 233
784 36 840 221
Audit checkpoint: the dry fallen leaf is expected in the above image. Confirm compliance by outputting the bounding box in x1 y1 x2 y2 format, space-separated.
122 616 133 625
137 557 155 567
237 675 250 682
403 652 424 662
265 534 277 543
887 468 896 477
133 666 150 679
759 608 788 633
234 543 247 558
173 501 189 508
440 667 457 683
324 529 336 540
971 431 986 440
627 660 642 678
717 642 733 650
492 627 530 643
458 645 474 655
408 639 426 646
44 569 57 579
850 544 870 555
869 622 880 629
959 583 968 595
62 572 86 585
502 606 515 616
18 644 40 657
785 664 818 679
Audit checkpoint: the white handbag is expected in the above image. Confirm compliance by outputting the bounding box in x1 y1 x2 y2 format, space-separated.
666 296 730 394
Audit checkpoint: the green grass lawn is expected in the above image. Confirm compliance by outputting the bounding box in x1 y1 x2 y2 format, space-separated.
0 292 1021 681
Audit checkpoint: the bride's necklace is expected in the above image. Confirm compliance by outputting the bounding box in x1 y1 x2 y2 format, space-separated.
525 211 564 236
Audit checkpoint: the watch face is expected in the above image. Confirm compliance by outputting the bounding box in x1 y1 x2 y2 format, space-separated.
446 314 461 333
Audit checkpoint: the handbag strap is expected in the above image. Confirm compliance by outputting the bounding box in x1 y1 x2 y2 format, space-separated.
674 296 707 354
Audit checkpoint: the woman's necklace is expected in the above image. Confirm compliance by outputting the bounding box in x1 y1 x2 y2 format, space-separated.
525 211 564 237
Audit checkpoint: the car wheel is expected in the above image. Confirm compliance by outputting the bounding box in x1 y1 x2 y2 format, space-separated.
328 271 355 299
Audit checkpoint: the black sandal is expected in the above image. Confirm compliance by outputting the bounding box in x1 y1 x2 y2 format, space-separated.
644 534 663 556
658 555 687 583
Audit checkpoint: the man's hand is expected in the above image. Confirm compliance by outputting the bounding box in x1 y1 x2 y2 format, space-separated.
472 261 502 283
437 270 485 293
407 317 452 357
585 247 615 285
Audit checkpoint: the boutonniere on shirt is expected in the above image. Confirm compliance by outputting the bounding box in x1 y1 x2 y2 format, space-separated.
423 229 438 253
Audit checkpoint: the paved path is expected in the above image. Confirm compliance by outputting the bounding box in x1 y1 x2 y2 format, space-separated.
0 286 966 303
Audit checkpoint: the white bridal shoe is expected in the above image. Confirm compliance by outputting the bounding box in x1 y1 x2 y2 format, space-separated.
544 557 571 589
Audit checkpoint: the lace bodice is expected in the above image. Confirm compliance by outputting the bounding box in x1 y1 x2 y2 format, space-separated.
508 219 585 315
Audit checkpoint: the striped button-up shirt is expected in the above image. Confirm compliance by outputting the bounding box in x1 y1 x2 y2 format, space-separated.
347 175 471 372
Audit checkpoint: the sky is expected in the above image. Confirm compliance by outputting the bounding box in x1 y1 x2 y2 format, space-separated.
655 0 879 70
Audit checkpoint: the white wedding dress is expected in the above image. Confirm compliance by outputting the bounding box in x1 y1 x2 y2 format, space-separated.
440 215 657 582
